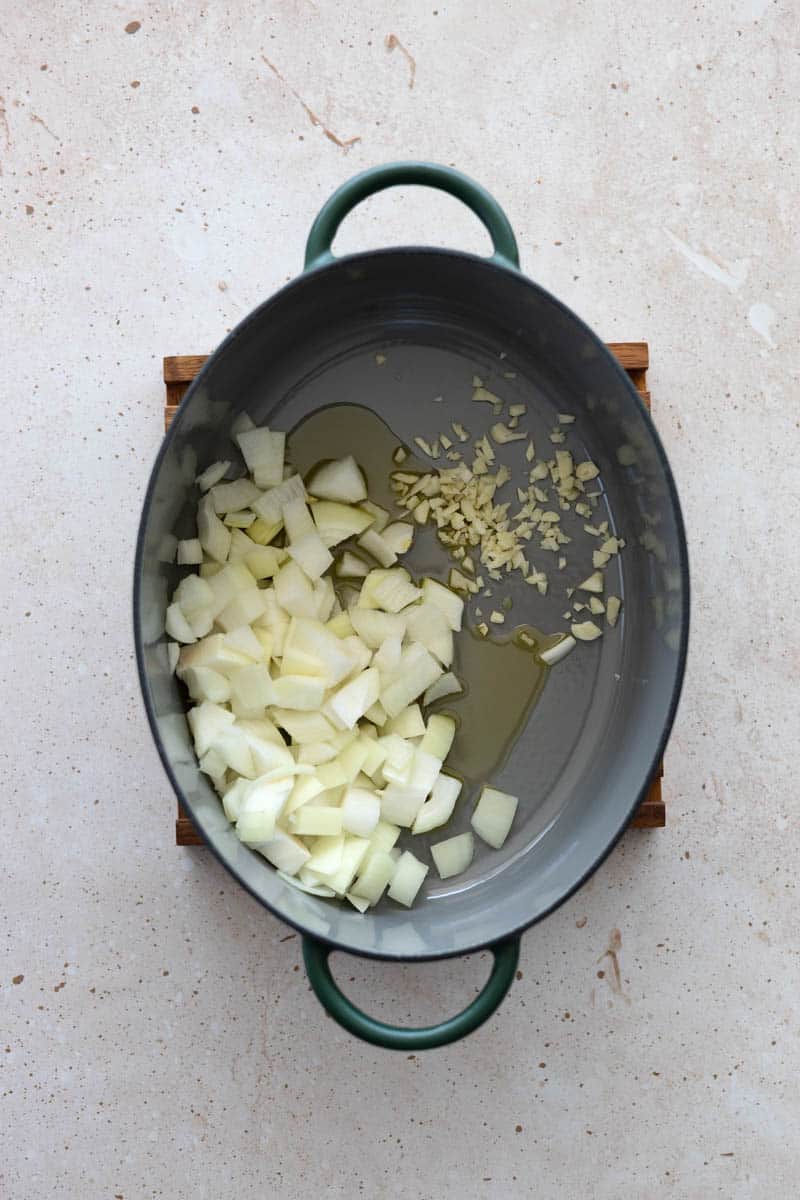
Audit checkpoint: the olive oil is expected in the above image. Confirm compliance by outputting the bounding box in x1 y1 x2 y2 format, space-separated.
288 403 417 512
288 402 551 787
434 627 549 783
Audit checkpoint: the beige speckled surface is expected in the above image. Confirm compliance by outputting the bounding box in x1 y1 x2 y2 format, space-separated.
2 3 798 1197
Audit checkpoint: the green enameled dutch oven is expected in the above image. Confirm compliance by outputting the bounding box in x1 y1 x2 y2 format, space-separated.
134 163 689 1050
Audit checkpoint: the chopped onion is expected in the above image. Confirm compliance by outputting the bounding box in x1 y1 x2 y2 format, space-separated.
313 501 374 546
340 787 381 837
307 456 367 503
196 460 231 491
387 851 428 906
412 773 462 834
431 832 474 879
350 850 396 905
423 672 462 706
471 786 518 849
236 427 285 488
170 412 598 913
357 528 398 568
177 538 203 565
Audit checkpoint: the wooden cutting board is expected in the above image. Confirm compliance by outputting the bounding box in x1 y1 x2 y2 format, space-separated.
162 342 665 843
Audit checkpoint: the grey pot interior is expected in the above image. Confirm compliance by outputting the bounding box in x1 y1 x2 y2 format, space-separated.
135 249 688 961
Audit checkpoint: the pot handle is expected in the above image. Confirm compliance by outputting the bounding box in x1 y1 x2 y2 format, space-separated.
304 162 520 272
302 934 520 1050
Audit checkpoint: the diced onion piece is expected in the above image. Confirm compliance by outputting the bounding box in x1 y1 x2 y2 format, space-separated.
387 851 429 906
236 809 278 844
271 709 336 744
409 749 441 795
420 578 464 631
313 501 374 547
230 411 255 438
278 871 335 898
377 733 415 783
282 496 315 541
217 589 267 632
210 477 261 514
431 832 474 879
196 460 231 491
412 774 462 834
229 663 274 712
539 635 576 665
247 516 282 545
223 510 255 528
335 552 369 582
420 714 456 761
358 528 398 567
337 738 371 783
351 850 396 904
284 774 325 815
384 704 426 739
290 806 343 837
327 668 381 730
221 778 249 822
197 493 231 564
471 786 518 849
340 787 381 837
380 522 414 556
346 891 370 912
324 836 370 895
226 528 256 561
349 608 405 648
187 701 235 758
305 834 346 877
380 783 428 828
381 645 443 718
173 573 213 616
606 595 622 627
273 561 317 619
181 665 231 704
270 675 326 711
236 427 286 488
165 602 196 644
423 672 462 706
287 530 334 581
167 641 180 673
361 738 388 780
360 500 390 533
315 762 347 790
358 568 421 613
364 700 388 727
255 829 311 875
571 620 603 642
372 635 402 677
251 473 306 526
307 455 367 503
405 603 453 667
244 546 283 580
177 538 203 565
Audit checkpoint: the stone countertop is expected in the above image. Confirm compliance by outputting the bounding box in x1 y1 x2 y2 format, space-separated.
3 4 797 1198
